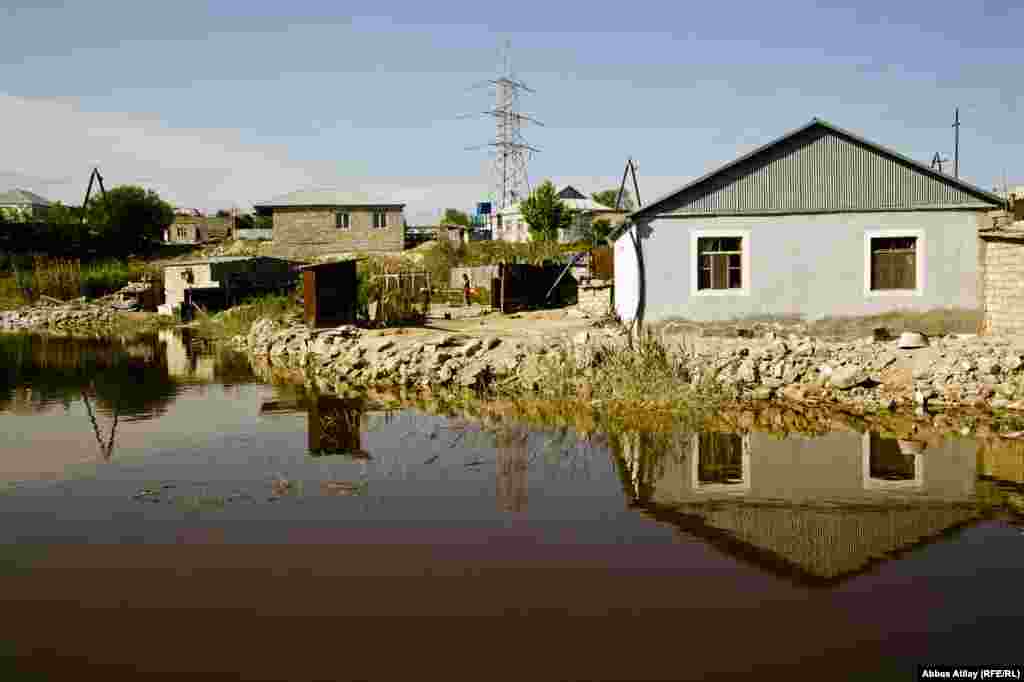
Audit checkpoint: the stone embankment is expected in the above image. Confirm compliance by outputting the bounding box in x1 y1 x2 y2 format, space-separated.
238 315 1024 414
235 317 630 394
0 300 119 333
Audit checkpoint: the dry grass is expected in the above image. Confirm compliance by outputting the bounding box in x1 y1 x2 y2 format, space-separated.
0 256 160 306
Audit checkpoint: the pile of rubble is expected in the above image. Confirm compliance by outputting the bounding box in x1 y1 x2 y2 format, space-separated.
0 298 119 333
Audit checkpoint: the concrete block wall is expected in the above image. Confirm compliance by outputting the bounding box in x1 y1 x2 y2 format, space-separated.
980 237 1024 335
271 207 404 254
576 284 613 317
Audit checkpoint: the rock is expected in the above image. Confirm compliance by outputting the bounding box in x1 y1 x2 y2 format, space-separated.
751 386 774 400
991 398 1010 410
830 365 867 390
977 357 1001 376
483 336 501 351
897 332 929 349
460 339 484 358
1004 355 1023 371
737 358 758 384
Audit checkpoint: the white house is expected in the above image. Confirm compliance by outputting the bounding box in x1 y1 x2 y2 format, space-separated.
613 118 1006 324
495 185 626 243
0 189 51 220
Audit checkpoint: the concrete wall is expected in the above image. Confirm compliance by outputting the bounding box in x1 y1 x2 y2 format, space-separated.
271 206 404 255
979 236 1024 335
450 265 500 290
617 210 983 322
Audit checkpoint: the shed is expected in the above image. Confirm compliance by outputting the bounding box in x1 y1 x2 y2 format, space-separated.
160 256 295 316
613 118 1007 324
299 260 359 328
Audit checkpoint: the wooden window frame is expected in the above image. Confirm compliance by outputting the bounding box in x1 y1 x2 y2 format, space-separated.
335 211 350 230
690 433 751 494
690 229 751 297
373 211 388 229
864 229 924 297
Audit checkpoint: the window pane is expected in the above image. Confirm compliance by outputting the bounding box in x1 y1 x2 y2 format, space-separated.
712 254 728 289
697 237 712 255
728 265 742 289
720 237 741 252
697 433 744 485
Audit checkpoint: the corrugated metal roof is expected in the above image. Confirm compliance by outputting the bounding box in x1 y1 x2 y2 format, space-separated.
0 189 51 206
632 118 1006 220
254 189 405 208
164 255 265 267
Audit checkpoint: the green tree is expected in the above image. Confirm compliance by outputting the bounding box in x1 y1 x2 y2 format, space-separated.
234 214 255 231
520 180 574 242
587 217 614 245
441 208 471 227
592 188 634 211
86 185 174 256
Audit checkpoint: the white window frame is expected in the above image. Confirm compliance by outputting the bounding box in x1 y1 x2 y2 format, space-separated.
690 228 751 297
861 433 924 491
690 433 752 495
335 211 350 230
373 211 388 229
864 228 925 298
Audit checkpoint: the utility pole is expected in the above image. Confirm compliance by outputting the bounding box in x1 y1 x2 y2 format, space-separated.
952 107 960 178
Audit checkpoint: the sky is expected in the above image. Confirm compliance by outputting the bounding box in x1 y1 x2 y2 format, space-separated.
1 0 1022 224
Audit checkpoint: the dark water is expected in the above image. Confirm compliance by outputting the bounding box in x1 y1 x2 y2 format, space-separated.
0 331 1021 681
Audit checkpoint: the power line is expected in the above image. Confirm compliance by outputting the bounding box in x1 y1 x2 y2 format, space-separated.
461 41 543 213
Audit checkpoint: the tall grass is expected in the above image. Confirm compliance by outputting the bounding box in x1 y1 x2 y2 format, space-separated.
1 255 159 304
194 293 299 339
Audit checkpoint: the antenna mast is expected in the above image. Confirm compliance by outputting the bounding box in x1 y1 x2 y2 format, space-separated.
463 41 543 212
952 107 960 178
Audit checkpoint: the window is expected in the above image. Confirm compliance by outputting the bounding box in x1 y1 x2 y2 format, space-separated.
690 432 751 494
697 237 742 290
335 212 350 230
862 432 924 490
864 229 924 297
373 212 388 229
691 230 750 297
870 237 916 290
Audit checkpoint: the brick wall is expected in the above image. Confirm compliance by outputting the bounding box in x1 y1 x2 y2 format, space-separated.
271 206 404 255
980 237 1024 335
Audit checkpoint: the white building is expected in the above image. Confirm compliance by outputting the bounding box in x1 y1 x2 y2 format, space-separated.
494 185 626 243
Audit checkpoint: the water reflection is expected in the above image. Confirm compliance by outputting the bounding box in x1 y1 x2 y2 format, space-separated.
259 390 372 459
611 426 985 585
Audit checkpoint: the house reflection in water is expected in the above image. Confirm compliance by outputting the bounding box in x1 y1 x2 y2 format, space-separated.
159 329 215 382
611 426 980 585
495 428 530 513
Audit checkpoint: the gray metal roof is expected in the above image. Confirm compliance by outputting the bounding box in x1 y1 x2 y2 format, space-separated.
630 118 1006 222
0 189 51 206
164 255 270 267
254 188 405 208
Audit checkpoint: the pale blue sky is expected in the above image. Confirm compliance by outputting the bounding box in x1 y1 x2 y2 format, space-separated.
1 0 1021 222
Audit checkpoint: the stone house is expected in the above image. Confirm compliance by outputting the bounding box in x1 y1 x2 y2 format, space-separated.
978 211 1024 335
0 189 50 220
255 189 405 259
165 217 209 244
613 118 1007 324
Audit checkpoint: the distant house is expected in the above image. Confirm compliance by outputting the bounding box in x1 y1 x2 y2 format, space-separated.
613 118 1006 324
0 189 51 220
495 185 627 243
165 216 210 244
254 189 406 257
